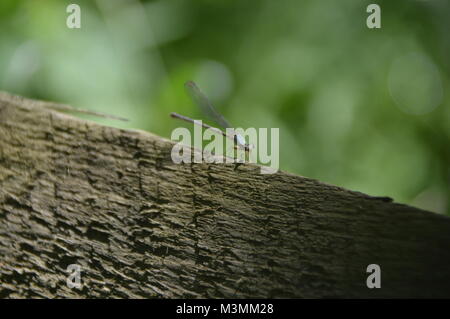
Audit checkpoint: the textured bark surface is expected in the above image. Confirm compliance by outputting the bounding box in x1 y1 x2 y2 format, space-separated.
0 91 449 299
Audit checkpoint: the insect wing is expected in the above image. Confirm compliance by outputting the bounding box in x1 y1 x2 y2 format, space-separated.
184 81 231 129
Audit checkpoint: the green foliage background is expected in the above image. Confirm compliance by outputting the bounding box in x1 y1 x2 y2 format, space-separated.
0 0 448 214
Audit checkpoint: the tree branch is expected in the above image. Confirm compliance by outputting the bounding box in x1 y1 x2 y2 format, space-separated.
1 91 449 298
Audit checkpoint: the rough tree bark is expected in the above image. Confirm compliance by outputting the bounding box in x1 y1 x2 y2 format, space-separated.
0 91 449 299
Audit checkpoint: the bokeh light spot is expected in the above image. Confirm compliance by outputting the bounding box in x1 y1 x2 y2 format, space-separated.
194 60 234 103
388 52 443 115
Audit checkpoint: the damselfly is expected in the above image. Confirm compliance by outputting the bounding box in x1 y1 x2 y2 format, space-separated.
171 81 253 152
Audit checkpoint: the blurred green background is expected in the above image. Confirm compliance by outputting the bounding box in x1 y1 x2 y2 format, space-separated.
0 0 448 214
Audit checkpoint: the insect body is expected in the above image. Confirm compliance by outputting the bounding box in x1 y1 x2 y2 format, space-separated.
171 81 252 152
